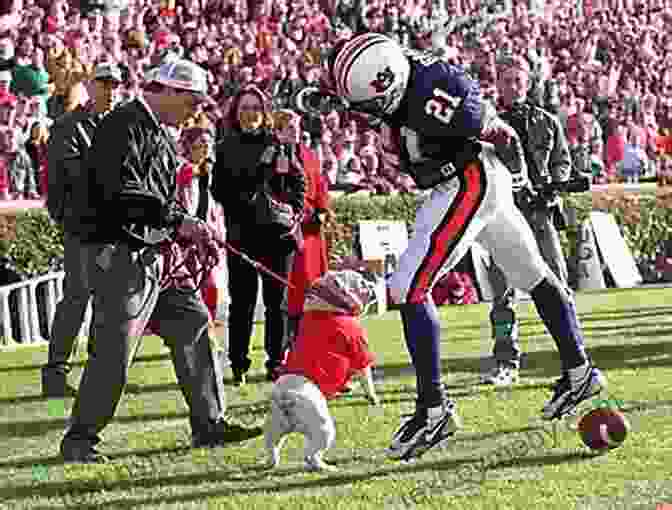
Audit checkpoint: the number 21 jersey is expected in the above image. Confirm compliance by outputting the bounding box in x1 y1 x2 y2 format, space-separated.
386 51 484 160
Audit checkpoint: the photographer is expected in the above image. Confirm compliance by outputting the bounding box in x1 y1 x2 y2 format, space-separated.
483 54 575 387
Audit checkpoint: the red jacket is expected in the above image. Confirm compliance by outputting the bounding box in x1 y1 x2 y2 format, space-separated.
283 310 375 399
286 144 330 316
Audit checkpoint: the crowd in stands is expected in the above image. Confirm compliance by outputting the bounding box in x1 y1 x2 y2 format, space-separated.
1 0 672 200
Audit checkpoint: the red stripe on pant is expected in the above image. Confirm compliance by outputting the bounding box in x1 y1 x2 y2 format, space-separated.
407 162 486 304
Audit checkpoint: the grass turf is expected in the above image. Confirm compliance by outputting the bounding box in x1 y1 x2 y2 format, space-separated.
0 287 670 509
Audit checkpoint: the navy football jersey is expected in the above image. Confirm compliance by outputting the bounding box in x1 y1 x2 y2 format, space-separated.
388 49 483 148
384 50 485 187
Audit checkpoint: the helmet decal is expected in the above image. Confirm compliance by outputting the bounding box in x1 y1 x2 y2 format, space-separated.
369 66 396 94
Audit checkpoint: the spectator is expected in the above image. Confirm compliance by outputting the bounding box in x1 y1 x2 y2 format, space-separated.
5 127 37 199
42 61 124 398
0 128 13 199
24 119 49 196
212 86 305 385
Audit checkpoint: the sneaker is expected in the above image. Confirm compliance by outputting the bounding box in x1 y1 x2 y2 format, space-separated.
42 367 77 398
542 363 606 420
61 438 109 464
482 364 520 386
191 418 263 448
387 400 461 461
305 453 338 472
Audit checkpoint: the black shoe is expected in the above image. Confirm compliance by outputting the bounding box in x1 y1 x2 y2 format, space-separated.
42 367 77 398
232 368 247 386
191 418 263 448
61 437 108 464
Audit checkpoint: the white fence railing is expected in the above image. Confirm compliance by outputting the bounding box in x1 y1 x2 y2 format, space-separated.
0 272 92 347
0 271 380 348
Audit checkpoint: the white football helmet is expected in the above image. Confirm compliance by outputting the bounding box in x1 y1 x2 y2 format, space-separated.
329 33 411 117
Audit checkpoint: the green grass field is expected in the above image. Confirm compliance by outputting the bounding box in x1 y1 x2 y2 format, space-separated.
0 287 671 510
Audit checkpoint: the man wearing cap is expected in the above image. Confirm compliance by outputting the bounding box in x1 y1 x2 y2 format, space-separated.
59 58 261 463
482 53 573 387
43 61 125 397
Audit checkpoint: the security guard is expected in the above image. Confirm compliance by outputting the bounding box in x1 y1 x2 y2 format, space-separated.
483 54 573 386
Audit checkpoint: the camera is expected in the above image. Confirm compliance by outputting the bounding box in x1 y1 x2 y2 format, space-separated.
292 87 349 118
536 175 591 196
291 87 350 140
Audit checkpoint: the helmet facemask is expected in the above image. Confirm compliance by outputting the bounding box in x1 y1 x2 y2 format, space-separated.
349 82 406 118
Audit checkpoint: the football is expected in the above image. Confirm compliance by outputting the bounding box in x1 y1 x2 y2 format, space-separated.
577 407 631 451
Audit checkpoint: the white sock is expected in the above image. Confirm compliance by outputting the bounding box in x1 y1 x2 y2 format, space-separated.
568 362 590 383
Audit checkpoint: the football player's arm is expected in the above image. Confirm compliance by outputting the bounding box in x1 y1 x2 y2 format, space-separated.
548 114 572 183
480 100 529 190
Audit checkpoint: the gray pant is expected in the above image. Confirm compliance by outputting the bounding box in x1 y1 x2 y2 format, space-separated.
65 243 227 442
489 206 569 367
46 231 98 373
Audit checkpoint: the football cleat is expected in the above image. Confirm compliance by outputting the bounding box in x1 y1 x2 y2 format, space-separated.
388 400 461 461
542 364 606 421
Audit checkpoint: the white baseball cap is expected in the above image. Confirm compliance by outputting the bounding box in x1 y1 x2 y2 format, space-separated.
0 70 12 82
147 58 208 96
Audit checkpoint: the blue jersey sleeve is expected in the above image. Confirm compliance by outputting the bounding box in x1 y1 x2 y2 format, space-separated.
402 52 483 142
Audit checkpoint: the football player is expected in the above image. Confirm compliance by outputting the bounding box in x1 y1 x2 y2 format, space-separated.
325 33 606 460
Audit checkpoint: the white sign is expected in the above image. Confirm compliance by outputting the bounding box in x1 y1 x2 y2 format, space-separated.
575 218 606 291
590 212 642 288
358 221 408 261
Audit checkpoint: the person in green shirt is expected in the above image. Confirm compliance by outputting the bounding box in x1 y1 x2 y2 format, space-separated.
11 47 49 117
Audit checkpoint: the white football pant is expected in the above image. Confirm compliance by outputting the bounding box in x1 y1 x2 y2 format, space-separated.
389 144 549 305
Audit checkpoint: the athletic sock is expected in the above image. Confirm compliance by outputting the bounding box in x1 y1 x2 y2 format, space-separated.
568 362 590 384
399 299 443 409
530 276 588 372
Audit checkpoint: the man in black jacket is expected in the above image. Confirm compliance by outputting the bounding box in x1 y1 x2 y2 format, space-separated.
43 62 123 398
60 58 261 464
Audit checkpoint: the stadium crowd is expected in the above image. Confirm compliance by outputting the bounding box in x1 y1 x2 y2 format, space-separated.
0 0 672 200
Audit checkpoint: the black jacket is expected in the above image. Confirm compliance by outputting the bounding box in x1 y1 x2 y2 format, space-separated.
71 97 185 245
46 107 102 232
212 131 305 253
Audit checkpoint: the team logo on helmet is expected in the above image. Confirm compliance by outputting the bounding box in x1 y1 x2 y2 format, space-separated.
369 66 395 94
